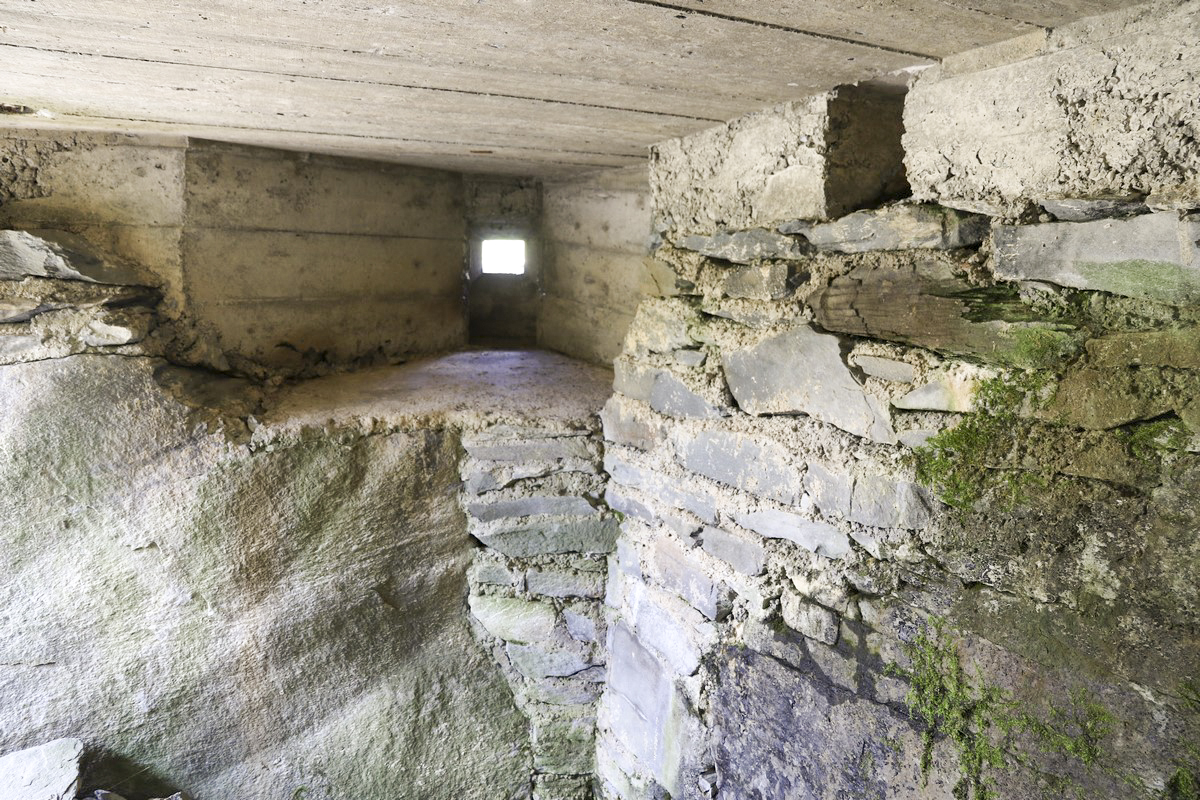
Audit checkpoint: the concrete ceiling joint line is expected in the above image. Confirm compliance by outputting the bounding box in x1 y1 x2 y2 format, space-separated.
936 0 1052 27
0 42 724 124
621 0 940 59
41 112 647 160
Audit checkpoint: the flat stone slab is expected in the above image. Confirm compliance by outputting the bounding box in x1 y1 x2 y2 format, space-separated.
679 229 811 264
992 213 1200 306
723 326 896 443
0 738 82 800
0 230 148 286
780 204 988 253
732 509 851 560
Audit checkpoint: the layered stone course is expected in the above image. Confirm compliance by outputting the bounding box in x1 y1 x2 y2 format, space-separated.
599 93 1200 796
462 425 620 800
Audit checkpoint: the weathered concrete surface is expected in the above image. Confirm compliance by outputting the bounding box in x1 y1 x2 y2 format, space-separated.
906 0 1200 214
650 84 908 236
0 350 614 799
539 167 655 365
183 140 467 375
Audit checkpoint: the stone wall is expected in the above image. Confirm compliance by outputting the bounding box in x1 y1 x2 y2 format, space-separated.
539 167 658 365
594 63 1200 800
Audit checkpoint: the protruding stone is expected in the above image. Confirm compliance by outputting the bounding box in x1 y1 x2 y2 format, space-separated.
992 213 1200 306
526 565 606 599
854 355 917 383
1086 328 1200 369
893 376 978 413
0 738 83 800
471 515 621 557
732 509 851 560
848 475 931 530
723 326 897 443
781 204 988 252
781 592 840 646
723 262 792 300
697 526 767 576
468 594 557 643
803 463 852 520
679 229 811 264
467 496 597 522
651 538 732 620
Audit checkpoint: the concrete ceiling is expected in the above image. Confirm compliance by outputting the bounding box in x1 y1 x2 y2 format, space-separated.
0 0 1148 177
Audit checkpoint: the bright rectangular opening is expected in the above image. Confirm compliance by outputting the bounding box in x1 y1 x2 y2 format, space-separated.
481 238 526 275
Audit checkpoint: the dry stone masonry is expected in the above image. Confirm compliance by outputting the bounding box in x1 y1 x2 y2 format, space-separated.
593 19 1200 795
461 425 618 800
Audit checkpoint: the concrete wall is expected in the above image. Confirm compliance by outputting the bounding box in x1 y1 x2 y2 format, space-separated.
0 128 187 314
0 132 469 377
465 175 541 347
183 141 467 375
539 167 656 365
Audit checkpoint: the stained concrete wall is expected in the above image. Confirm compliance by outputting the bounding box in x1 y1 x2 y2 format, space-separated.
538 167 656 365
0 128 187 314
0 132 469 377
183 141 467 374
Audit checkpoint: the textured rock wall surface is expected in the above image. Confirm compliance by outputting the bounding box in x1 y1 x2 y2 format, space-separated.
0 231 620 798
539 167 657 365
598 59 1200 797
905 0 1200 216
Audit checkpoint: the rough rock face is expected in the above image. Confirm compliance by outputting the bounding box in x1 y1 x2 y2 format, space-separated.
0 355 535 799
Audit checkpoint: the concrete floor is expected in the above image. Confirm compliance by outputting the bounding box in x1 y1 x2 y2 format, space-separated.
259 348 615 438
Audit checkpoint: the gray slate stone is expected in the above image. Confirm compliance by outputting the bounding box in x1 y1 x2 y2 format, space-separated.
0 738 82 800
605 451 718 522
781 592 840 645
467 495 597 522
992 213 1200 305
1040 196 1149 222
849 474 931 530
507 640 596 679
892 379 976 412
0 230 147 285
651 538 731 621
781 204 988 252
723 262 792 300
733 509 851 560
601 395 665 451
472 515 620 557
854 355 917 383
526 565 606 599
678 430 804 505
680 229 811 264
698 526 767 576
648 370 725 420
469 594 558 643
633 590 716 677
803 462 853 520
464 436 595 463
723 326 897 443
